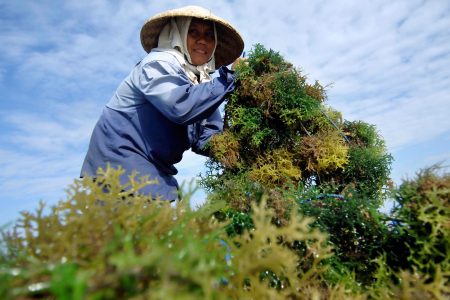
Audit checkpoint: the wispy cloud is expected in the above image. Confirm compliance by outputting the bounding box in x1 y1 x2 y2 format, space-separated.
0 100 101 222
1 100 99 152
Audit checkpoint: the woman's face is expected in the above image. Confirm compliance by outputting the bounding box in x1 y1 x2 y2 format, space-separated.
187 19 215 65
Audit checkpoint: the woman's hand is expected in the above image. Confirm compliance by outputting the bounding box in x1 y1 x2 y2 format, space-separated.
231 57 247 70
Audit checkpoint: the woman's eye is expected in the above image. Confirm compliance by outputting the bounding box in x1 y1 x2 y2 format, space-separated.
189 29 201 39
188 28 214 42
205 31 215 41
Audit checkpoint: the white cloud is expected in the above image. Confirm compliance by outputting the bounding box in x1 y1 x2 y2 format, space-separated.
0 100 101 153
0 99 102 222
425 151 450 166
361 91 450 150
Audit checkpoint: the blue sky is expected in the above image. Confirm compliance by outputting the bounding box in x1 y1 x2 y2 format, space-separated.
1 0 449 224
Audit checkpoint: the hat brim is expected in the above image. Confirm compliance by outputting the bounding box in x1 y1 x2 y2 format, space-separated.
140 6 244 68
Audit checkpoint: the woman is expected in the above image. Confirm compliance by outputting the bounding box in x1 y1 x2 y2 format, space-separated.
80 6 244 200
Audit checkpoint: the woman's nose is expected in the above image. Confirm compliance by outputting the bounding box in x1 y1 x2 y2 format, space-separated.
196 34 208 44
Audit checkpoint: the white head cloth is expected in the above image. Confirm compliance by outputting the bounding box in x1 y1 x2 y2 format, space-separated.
157 17 217 84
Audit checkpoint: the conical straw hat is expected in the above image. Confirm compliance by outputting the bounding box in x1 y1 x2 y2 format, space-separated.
140 5 244 68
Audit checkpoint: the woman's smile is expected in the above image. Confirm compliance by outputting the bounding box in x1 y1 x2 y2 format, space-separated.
187 19 215 65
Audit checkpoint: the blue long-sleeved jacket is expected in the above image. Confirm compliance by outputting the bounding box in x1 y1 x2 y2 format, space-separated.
81 49 235 200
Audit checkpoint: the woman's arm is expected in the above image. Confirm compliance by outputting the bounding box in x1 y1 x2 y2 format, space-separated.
189 108 223 156
139 60 235 125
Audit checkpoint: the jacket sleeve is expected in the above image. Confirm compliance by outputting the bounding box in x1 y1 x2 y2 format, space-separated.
138 60 235 125
189 108 223 156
